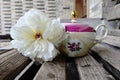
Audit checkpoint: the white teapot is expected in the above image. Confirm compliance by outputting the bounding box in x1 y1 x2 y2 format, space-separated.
58 11 108 57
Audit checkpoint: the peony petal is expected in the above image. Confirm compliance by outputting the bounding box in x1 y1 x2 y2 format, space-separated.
43 18 65 44
11 40 34 53
14 9 50 33
14 39 58 62
10 26 35 41
23 9 50 33
35 40 58 61
15 15 29 27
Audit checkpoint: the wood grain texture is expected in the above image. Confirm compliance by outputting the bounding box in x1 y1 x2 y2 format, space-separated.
0 49 13 55
0 49 17 63
107 4 120 20
92 44 120 71
33 55 66 80
102 35 120 47
75 54 115 80
108 30 120 36
89 50 120 80
0 49 31 80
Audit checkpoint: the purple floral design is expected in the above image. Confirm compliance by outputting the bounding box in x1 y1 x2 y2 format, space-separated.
67 42 82 52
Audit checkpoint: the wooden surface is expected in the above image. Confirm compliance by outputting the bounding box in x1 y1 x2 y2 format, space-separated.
0 35 120 80
0 49 31 80
102 35 120 47
107 4 120 20
75 54 114 80
92 44 120 71
0 49 13 55
34 56 66 80
108 30 120 36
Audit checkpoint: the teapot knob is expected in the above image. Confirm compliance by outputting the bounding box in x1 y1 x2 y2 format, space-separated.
71 10 78 22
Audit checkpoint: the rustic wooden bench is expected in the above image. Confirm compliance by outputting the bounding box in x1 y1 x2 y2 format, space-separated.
0 30 120 80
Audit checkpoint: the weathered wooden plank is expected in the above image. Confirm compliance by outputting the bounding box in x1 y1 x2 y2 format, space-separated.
19 61 41 80
0 49 31 80
0 50 9 54
75 54 115 80
108 29 120 36
0 49 17 62
107 4 120 20
92 44 120 72
33 55 66 80
102 35 120 47
0 49 13 55
89 50 120 80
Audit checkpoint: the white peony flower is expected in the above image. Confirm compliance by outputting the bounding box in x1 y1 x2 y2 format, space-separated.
10 9 65 62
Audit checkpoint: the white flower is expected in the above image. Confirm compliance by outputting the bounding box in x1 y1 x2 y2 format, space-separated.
10 9 65 62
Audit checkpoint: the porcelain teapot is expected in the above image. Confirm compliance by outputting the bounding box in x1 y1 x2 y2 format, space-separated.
58 11 108 57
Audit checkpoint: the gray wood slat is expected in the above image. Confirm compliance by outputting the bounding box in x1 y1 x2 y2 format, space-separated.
75 54 115 80
33 55 66 80
102 35 120 47
0 49 13 55
0 49 17 61
108 30 120 36
92 44 120 71
0 49 31 80
107 4 120 20
89 50 120 80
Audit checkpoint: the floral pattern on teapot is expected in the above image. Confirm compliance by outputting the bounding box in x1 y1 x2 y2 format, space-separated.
67 39 82 52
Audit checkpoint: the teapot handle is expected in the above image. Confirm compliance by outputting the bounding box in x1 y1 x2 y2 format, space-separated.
95 24 108 41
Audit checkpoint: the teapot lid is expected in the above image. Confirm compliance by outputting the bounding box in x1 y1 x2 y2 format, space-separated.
65 10 95 32
65 25 96 32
